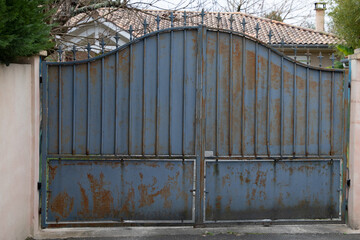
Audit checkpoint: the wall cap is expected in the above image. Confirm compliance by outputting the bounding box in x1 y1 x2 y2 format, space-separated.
349 48 360 60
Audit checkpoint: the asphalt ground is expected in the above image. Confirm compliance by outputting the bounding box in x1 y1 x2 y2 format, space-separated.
32 224 360 240
39 233 360 240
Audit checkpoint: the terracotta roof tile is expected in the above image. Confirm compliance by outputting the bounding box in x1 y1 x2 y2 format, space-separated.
68 8 340 46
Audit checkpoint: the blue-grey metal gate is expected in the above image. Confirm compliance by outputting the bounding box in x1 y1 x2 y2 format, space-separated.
41 25 348 227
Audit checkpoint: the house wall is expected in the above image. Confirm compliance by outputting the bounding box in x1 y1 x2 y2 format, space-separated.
0 57 40 239
282 48 336 68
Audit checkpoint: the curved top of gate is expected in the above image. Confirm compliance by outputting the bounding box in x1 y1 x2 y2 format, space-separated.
48 15 344 73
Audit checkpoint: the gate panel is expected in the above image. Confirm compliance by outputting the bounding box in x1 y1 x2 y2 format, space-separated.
203 28 345 222
204 28 345 158
43 29 199 226
205 159 340 221
47 159 195 223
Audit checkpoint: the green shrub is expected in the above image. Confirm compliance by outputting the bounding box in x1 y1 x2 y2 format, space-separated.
0 0 52 65
329 0 360 50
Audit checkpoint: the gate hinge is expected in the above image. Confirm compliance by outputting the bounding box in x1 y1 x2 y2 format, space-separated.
347 179 351 188
37 182 41 191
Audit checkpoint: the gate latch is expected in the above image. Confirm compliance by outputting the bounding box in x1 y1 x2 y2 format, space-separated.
347 179 351 188
37 182 41 191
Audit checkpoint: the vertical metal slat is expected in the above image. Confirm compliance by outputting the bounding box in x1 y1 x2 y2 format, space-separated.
305 67 309 156
293 63 297 156
280 57 284 157
254 42 258 156
72 64 76 154
101 58 105 154
86 62 90 154
216 30 220 156
229 32 233 156
318 71 322 156
114 51 119 155
58 65 62 154
142 38 146 156
330 71 335 155
169 31 173 156
182 30 187 156
241 36 246 156
128 45 132 155
266 49 271 156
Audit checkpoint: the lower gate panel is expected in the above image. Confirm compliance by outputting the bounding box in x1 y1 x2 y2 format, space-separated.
46 159 195 224
204 160 341 222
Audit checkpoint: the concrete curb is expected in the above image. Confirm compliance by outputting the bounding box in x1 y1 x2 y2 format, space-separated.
34 224 360 239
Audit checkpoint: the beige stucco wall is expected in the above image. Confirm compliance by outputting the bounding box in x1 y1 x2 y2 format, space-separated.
282 48 336 68
0 57 40 239
349 49 360 229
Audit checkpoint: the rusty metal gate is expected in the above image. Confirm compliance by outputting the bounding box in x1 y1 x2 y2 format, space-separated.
41 25 348 227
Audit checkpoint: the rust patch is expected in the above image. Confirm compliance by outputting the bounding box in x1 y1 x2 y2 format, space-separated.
215 195 222 209
87 173 114 218
222 174 230 187
259 190 266 200
297 76 305 90
118 49 130 88
297 165 316 172
50 191 74 220
289 167 294 175
78 183 89 217
255 170 267 188
205 198 212 217
251 188 257 200
225 197 232 213
145 162 160 168
283 70 293 95
165 162 175 171
138 182 172 208
191 32 197 54
270 98 281 146
246 50 256 90
271 63 281 90
258 56 267 83
120 185 135 217
90 62 99 87
207 37 215 61
246 189 251 206
239 173 244 184
278 192 284 206
137 173 177 209
48 165 58 183
310 79 318 92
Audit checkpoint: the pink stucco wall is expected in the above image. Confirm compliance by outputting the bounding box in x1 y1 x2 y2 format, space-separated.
349 49 360 229
0 57 40 239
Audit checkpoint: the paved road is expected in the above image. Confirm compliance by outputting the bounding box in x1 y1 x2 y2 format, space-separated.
41 233 360 240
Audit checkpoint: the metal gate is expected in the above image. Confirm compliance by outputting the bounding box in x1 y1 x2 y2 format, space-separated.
41 26 348 227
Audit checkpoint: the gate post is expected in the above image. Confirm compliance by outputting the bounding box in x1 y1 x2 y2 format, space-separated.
194 25 207 226
349 48 360 229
